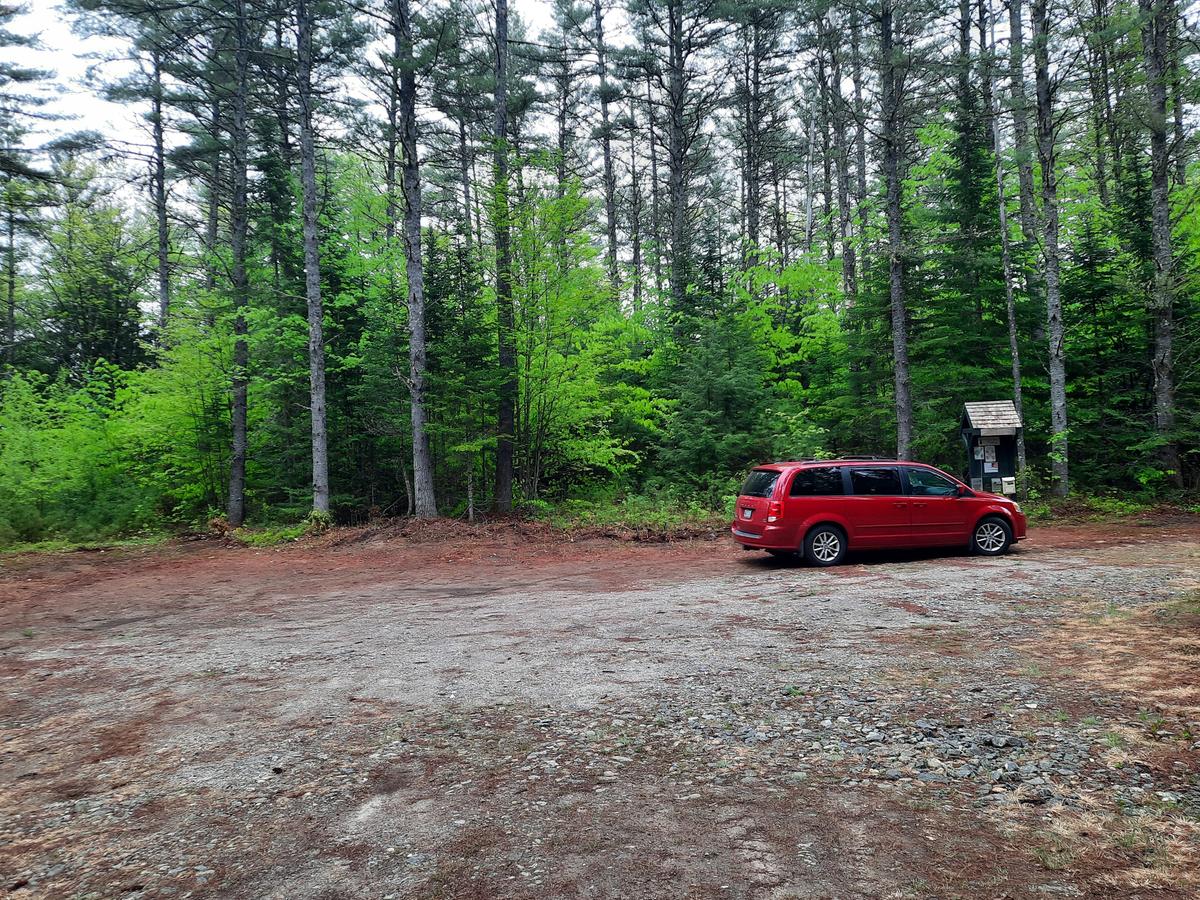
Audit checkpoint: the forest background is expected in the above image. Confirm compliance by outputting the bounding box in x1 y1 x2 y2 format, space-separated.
1 0 1198 546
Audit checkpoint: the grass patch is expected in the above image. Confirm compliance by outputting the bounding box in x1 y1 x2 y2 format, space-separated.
1102 731 1127 749
0 532 169 557
534 494 726 532
1023 493 1200 525
234 523 309 547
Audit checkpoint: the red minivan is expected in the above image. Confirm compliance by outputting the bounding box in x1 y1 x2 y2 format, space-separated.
730 458 1027 566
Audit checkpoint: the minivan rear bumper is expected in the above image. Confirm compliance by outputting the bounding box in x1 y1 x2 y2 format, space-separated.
729 522 793 550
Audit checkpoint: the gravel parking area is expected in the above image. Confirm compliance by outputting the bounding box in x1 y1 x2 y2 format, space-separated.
2 519 1199 898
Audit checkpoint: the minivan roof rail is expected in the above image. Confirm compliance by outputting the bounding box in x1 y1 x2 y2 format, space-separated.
836 455 896 461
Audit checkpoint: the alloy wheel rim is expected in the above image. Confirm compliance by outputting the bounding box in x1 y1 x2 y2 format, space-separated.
813 533 840 562
976 522 1006 552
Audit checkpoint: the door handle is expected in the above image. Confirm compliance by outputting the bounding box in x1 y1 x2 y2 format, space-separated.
913 502 926 508
894 502 907 508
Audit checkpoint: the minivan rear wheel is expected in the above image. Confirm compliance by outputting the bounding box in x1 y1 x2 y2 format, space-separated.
971 516 1012 556
804 524 847 567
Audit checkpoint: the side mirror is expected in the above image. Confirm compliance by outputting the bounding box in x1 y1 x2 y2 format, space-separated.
956 484 974 497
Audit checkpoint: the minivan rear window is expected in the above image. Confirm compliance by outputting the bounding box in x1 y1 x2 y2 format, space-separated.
849 467 903 495
790 467 845 496
740 469 780 498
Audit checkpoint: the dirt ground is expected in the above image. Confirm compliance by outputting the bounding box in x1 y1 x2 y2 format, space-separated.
2 517 1199 899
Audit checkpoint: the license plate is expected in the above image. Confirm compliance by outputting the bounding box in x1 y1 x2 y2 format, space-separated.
742 508 752 519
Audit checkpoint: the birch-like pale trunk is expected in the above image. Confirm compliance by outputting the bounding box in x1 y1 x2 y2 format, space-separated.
646 75 663 295
395 0 438 516
297 0 330 515
825 27 855 304
493 0 516 513
880 0 914 460
1008 0 1037 245
150 50 170 332
628 99 643 312
227 0 251 526
3 201 14 371
593 0 618 288
1032 0 1069 496
666 0 688 313
1140 0 1182 484
988 4 1027 495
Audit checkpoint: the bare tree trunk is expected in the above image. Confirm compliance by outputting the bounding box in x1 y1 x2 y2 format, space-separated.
666 0 688 313
1032 0 1068 496
988 5 1027 497
466 460 474 522
150 49 170 332
227 0 251 527
395 0 438 516
204 42 221 296
1008 0 1037 244
826 31 855 303
1140 0 1182 485
1169 6 1186 185
593 0 618 287
804 105 815 254
850 10 868 240
1084 40 1113 208
817 53 835 262
629 99 643 312
457 117 474 249
296 0 330 516
745 18 762 252
880 0 914 460
493 0 516 513
646 75 663 295
3 201 13 371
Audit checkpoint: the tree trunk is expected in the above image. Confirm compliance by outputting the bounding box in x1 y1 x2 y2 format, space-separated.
817 53 835 262
988 6 1028 497
745 19 762 253
1140 0 1182 484
1008 0 1037 245
629 99 643 312
458 116 473 248
204 42 221 296
850 10 868 244
804 105 815 254
1032 0 1069 496
396 0 438 516
666 0 688 314
1084 40 1113 208
297 0 330 516
1169 5 1186 185
646 75 663 296
880 0 914 460
151 50 170 332
227 0 251 527
593 0 618 288
3 201 13 371
493 0 516 513
827 31 855 303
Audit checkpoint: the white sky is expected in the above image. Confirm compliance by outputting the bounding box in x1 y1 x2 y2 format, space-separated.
10 0 561 149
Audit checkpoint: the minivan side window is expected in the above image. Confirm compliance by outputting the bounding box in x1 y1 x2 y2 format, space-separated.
740 469 780 498
790 467 845 496
849 467 903 495
906 467 957 496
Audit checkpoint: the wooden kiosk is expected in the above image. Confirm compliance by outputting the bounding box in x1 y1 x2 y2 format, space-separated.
960 401 1022 495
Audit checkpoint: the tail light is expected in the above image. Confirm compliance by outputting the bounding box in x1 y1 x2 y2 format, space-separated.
766 501 783 523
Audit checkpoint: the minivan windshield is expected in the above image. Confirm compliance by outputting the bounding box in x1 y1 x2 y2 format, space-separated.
740 469 780 498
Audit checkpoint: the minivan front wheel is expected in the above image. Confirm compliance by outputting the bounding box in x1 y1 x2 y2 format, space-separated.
804 524 847 567
971 516 1012 556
